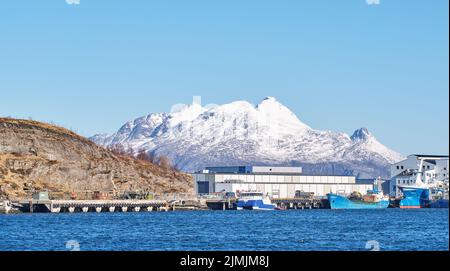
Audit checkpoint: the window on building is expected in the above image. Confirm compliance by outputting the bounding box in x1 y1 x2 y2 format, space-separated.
197 182 209 194
427 166 430 169
397 166 400 170
401 166 404 170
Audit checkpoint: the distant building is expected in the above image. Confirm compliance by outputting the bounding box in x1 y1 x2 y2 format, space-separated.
390 154 449 197
193 166 373 198
204 166 302 175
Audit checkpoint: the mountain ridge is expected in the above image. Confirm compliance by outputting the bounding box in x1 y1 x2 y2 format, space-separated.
91 98 404 178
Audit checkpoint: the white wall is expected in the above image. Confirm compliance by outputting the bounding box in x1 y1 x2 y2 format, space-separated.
195 173 369 196
215 181 372 197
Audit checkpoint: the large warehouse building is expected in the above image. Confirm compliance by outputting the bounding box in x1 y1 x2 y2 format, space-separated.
193 166 373 198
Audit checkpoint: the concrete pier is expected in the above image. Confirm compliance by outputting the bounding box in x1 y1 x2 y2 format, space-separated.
271 198 325 210
205 199 237 210
18 199 168 214
51 207 61 213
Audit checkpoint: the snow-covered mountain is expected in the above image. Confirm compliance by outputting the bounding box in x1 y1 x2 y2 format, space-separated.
90 97 404 178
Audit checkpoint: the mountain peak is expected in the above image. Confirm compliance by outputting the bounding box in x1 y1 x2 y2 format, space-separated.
263 96 277 102
258 96 283 107
351 127 372 141
255 97 311 131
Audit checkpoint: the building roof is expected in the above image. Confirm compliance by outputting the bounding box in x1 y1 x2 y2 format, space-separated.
204 165 303 174
196 172 355 177
412 154 449 159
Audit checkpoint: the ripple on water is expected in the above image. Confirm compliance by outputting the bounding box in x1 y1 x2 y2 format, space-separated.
0 209 448 251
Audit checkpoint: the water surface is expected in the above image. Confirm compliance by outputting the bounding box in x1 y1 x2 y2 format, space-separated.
0 209 448 251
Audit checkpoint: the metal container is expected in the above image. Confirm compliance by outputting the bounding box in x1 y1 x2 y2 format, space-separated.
32 191 49 201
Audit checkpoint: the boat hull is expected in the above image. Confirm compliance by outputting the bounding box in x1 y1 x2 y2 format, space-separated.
429 199 449 208
399 187 430 209
236 200 275 211
327 194 389 209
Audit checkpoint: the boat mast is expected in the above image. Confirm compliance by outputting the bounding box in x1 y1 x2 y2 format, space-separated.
415 158 425 187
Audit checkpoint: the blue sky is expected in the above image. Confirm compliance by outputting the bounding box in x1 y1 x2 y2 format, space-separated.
0 0 448 155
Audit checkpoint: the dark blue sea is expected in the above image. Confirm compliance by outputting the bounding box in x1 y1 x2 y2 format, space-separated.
0 209 448 251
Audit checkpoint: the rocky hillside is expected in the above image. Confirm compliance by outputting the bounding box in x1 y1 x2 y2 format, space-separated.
0 118 193 200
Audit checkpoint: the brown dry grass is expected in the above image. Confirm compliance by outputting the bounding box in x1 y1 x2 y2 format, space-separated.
0 117 94 146
0 117 194 199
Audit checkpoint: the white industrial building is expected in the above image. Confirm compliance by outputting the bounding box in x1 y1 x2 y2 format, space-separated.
390 154 449 197
193 166 373 198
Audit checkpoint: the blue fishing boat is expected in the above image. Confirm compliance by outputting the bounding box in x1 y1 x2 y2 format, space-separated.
430 199 449 208
327 178 389 209
236 191 276 211
429 187 449 208
398 186 449 208
327 192 389 209
398 186 430 209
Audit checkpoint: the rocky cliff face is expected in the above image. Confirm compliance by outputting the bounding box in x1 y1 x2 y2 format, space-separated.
0 118 193 200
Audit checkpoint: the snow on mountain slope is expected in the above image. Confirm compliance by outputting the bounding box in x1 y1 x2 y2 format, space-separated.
90 97 404 178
